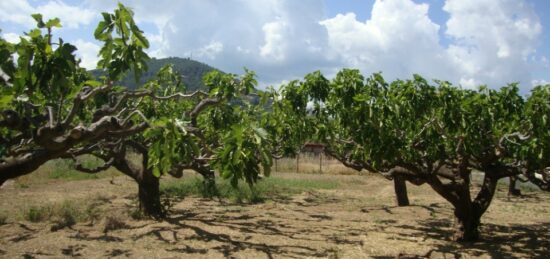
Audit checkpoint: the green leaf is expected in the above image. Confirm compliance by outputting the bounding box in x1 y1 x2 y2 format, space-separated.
0 94 13 108
253 127 268 139
27 29 41 38
45 18 61 28
84 80 102 87
152 167 161 177
31 14 45 28
94 21 108 39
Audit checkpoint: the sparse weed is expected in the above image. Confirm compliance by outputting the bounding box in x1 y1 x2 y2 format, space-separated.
15 182 29 189
25 205 51 222
161 175 338 203
0 211 7 225
52 156 122 180
22 199 105 225
84 202 103 224
50 201 79 231
129 208 147 220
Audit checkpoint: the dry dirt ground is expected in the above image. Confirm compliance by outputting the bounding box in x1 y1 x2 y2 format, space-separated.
0 172 549 259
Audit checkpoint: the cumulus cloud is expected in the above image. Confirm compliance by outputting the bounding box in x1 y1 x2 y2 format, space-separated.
444 0 542 89
80 0 547 90
36 0 96 29
321 0 542 90
260 19 289 62
0 0 95 29
321 0 452 82
73 39 100 69
0 0 35 27
0 0 96 29
1 32 21 44
3 0 546 91
531 79 549 86
190 41 224 60
85 0 335 85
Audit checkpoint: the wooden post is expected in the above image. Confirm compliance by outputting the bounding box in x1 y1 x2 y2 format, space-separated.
394 176 410 206
319 153 322 173
296 153 299 173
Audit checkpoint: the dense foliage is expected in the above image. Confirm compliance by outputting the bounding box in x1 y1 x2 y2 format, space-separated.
0 4 272 219
0 4 150 183
270 69 549 241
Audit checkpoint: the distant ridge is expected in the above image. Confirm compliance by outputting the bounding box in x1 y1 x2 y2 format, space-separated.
90 57 218 91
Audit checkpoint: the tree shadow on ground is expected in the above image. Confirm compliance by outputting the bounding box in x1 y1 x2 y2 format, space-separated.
21 251 53 259
392 218 550 258
61 244 86 257
154 208 363 258
105 248 132 257
166 245 208 254
165 216 328 258
0 223 38 243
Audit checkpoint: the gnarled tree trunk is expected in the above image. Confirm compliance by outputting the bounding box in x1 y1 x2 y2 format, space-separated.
426 171 498 242
508 176 521 196
393 176 410 206
452 174 498 242
137 169 163 219
112 142 165 219
194 163 218 198
452 202 480 241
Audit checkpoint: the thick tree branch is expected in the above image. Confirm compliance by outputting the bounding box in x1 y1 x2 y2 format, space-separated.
102 89 209 118
62 83 114 127
324 148 366 171
74 157 115 174
1 113 147 183
189 97 221 126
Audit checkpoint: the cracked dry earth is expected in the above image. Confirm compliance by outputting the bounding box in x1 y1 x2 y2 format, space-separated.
0 173 549 258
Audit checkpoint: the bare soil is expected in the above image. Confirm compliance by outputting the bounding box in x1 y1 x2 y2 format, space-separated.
1 172 549 258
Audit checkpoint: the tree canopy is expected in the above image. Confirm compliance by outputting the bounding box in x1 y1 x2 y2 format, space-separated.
269 69 549 241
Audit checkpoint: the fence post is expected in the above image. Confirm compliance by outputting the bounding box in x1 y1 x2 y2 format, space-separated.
296 153 299 173
319 153 322 173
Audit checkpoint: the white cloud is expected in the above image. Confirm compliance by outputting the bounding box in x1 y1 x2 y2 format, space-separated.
444 0 542 89
460 78 481 89
73 39 100 69
321 0 543 91
1 32 21 44
144 32 165 58
321 0 452 81
85 0 334 84
36 0 96 29
34 0 547 91
0 0 95 29
260 19 289 62
190 41 224 60
531 79 549 86
0 0 35 27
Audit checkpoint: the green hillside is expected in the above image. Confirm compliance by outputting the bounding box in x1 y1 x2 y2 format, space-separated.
90 57 218 91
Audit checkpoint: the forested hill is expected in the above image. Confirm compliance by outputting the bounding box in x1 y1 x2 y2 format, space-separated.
90 57 218 91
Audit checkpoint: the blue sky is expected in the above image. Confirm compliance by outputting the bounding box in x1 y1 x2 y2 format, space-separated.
1 0 549 93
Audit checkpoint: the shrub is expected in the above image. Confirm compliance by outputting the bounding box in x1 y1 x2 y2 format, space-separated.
25 206 51 222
